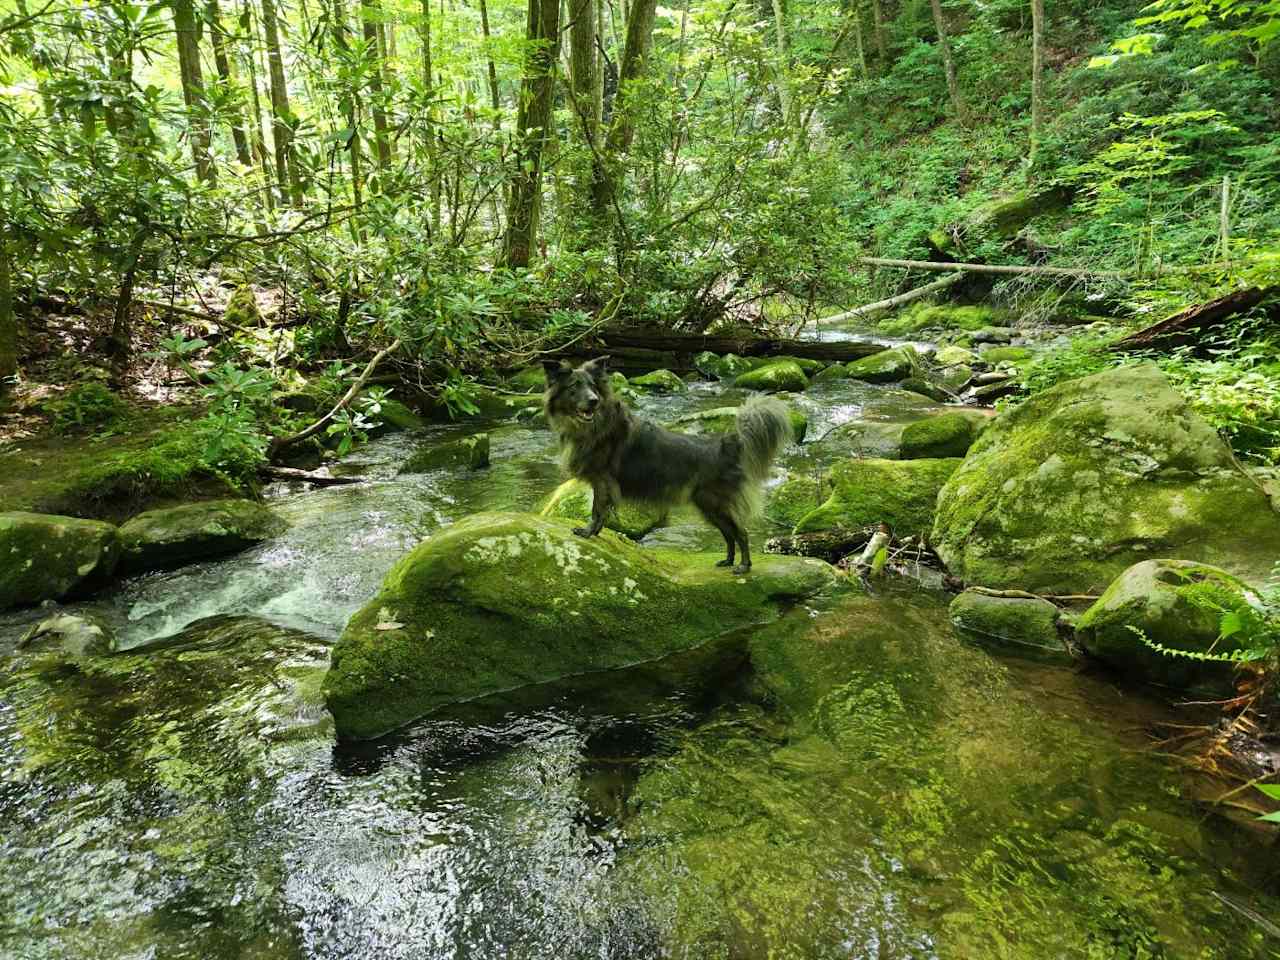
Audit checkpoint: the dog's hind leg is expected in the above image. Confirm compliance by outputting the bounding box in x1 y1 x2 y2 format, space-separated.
576 478 620 538
693 493 744 571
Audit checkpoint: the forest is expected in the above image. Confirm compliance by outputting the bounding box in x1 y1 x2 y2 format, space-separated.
2 0 1280 953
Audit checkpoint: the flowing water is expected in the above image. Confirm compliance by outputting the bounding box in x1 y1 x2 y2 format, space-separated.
2 374 1277 959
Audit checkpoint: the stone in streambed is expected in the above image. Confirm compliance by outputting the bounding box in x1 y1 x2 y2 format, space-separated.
668 405 808 444
949 590 1064 656
400 434 490 473
694 352 756 381
844 347 917 384
322 512 838 739
899 377 950 402
117 499 286 573
980 345 1033 365
935 345 979 366
0 512 120 610
899 411 986 460
734 361 809 393
793 458 961 538
766 474 834 529
540 479 669 539
630 369 689 394
932 364 1280 593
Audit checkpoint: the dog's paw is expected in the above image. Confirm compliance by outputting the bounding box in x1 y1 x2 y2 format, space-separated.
715 558 734 568
572 526 594 538
731 563 752 575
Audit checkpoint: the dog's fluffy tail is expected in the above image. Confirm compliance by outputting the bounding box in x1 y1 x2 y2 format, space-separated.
733 397 793 517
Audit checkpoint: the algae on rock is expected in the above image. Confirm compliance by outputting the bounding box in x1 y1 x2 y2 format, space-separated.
540 479 669 539
793 457 961 537
899 411 986 460
400 433 491 473
0 511 120 609
734 361 809 393
844 347 917 384
117 499 287 573
323 512 837 738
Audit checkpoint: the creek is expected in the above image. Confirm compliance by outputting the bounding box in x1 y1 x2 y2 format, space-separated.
1 356 1277 959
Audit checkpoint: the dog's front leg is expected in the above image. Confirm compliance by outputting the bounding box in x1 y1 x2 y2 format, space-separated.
574 480 616 538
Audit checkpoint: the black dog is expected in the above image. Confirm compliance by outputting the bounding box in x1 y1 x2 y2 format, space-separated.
544 357 792 573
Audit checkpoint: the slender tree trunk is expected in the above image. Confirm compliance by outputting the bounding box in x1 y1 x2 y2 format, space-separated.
500 0 561 268
568 0 602 231
852 2 868 80
260 0 304 203
478 0 502 119
418 0 442 230
769 0 792 122
207 0 254 167
604 0 656 154
871 0 886 61
332 0 366 229
0 233 15 388
1029 0 1044 168
244 0 277 212
173 0 216 182
361 0 394 169
930 0 965 119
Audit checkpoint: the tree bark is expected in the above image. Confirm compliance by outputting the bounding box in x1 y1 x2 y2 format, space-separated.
859 256 1131 279
764 528 876 563
478 0 502 119
0 233 15 388
331 0 366 226
769 0 793 121
1029 0 1044 168
603 0 656 154
568 0 602 228
173 0 217 183
244 0 277 211
871 0 887 61
929 0 965 119
206 0 254 168
817 272 964 324
500 0 562 269
1110 287 1268 351
361 0 394 168
260 0 304 204
852 1 868 80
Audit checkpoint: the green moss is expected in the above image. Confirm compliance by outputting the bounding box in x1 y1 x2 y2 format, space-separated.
0 512 120 609
844 346 918 383
400 433 491 473
734 360 808 393
693 351 756 381
223 284 265 328
949 590 1064 655
811 363 849 383
117 499 287 574
668 404 808 444
821 420 907 459
879 304 1003 336
899 377 950 402
766 473 833 528
540 478 669 539
322 512 838 738
793 457 961 537
935 345 979 366
507 365 548 392
981 346 1033 365
932 364 1280 593
899 412 984 459
630 369 688 394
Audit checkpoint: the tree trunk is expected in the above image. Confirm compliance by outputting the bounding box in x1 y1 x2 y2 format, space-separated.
603 0 656 154
871 0 887 61
206 0 253 168
332 0 366 228
568 0 602 228
260 0 304 204
173 0 217 182
852 2 868 80
929 0 965 119
244 0 277 212
478 0 502 119
1029 0 1044 168
769 0 792 122
499 0 562 269
361 0 394 169
0 234 15 388
419 0 441 230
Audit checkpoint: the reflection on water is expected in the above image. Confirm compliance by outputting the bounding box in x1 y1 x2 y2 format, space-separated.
2 376 1277 959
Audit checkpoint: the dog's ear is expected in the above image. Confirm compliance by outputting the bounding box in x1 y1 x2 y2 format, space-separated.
542 359 572 382
581 355 610 383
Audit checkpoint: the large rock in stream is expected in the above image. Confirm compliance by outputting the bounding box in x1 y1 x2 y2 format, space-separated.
117 499 287 573
793 458 961 538
323 512 838 739
0 512 120 609
932 364 1280 593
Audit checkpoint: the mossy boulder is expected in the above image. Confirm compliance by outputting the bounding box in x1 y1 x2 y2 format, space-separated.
899 411 986 459
668 405 808 444
694 352 756 381
1075 559 1257 692
772 356 826 375
844 347 917 384
223 284 264 327
821 420 906 460
19 612 114 657
766 474 834 529
117 499 286 574
972 326 1015 344
811 363 849 383
630 369 688 394
935 345 979 366
540 479 669 539
932 364 1280 593
0 512 120 609
981 345 1033 365
734 361 808 393
368 397 426 434
507 365 548 392
937 364 974 392
322 512 838 738
793 458 961 537
880 304 1003 336
434 386 544 421
400 434 490 473
899 377 950 402
950 590 1064 656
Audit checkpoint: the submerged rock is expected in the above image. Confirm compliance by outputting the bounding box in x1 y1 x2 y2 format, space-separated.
793 458 961 537
734 361 808 393
630 369 689 394
0 512 120 609
540 479 669 539
844 347 917 384
117 499 287 573
949 590 1064 655
668 404 808 444
1075 559 1257 692
899 411 985 459
19 613 113 657
400 433 491 473
694 351 756 381
323 512 838 738
932 364 1280 593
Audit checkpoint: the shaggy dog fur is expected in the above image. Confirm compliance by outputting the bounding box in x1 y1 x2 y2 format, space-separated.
544 357 792 574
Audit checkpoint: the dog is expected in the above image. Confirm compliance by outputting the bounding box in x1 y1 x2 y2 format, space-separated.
543 357 792 574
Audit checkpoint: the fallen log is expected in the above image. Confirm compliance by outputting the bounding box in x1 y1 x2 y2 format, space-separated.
1110 287 1268 351
555 330 891 366
259 466 364 486
764 527 876 563
860 256 1130 279
816 272 964 325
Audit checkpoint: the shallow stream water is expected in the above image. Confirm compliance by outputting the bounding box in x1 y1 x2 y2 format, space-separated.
2 371 1277 959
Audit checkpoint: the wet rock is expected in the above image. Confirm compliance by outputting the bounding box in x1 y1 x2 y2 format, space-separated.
118 499 287 573
540 479 669 539
368 398 427 434
323 512 838 738
972 326 1015 344
668 404 808 444
793 457 961 537
773 356 826 376
694 351 756 381
0 512 120 609
950 590 1064 655
1075 559 1258 692
935 345 979 366
400 433 491 473
937 364 974 392
630 369 689 394
844 347 917 384
822 420 907 460
899 412 985 459
980 345 1033 364
811 363 849 383
19 613 113 657
899 377 950 402
933 364 1280 593
878 303 1003 335
766 474 834 529
734 360 809 393
971 378 1018 402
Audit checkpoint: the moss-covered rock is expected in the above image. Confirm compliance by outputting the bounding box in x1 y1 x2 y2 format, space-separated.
432 386 545 421
793 458 960 537
932 364 1280 593
766 474 834 529
972 326 1015 344
400 433 490 473
821 420 906 460
540 479 669 539
0 512 120 609
507 365 548 392
323 512 838 738
367 397 427 434
981 345 1033 364
811 363 849 383
950 590 1064 655
630 369 689 394
844 347 917 384
668 405 808 444
899 411 985 459
935 345 979 366
18 612 114 657
734 360 808 393
879 304 1003 336
899 377 950 402
1074 559 1256 692
694 352 756 381
223 284 264 327
773 356 826 375
937 364 974 392
117 500 286 574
